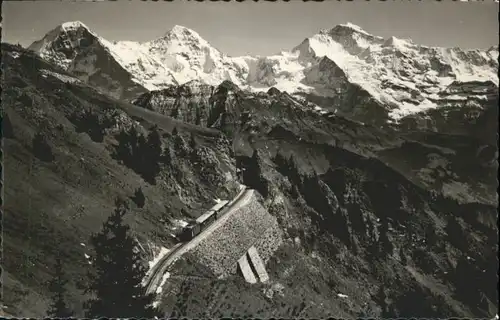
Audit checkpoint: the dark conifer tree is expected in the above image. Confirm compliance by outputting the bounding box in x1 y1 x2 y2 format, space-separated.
242 150 259 187
251 149 259 162
147 128 162 160
135 132 147 171
3 114 14 139
273 152 287 171
171 107 180 119
424 223 438 247
189 132 197 151
287 155 300 185
162 146 173 165
189 133 198 162
195 108 202 126
400 246 407 265
115 129 132 165
142 128 162 183
86 110 105 143
244 150 268 197
33 132 54 162
291 183 300 199
173 131 188 157
378 216 393 257
132 187 146 208
445 215 467 250
335 207 351 247
85 199 160 318
47 257 73 318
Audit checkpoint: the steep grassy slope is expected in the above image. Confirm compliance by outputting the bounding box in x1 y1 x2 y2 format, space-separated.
1 43 238 317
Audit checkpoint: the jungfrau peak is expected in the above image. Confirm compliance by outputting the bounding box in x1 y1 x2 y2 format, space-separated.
29 21 498 120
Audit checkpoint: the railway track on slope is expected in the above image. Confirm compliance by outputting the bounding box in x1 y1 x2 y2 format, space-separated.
144 187 252 295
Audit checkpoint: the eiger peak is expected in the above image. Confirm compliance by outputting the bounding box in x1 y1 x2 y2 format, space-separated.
59 20 90 31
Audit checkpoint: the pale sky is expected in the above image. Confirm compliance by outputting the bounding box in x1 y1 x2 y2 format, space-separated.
2 0 498 56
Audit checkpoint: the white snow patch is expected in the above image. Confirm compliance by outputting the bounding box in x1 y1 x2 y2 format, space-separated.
340 22 373 37
389 99 440 120
40 69 81 84
80 243 86 247
84 253 92 265
441 181 478 204
171 219 189 229
337 293 349 298
148 246 170 271
61 21 89 31
9 51 21 59
155 272 171 294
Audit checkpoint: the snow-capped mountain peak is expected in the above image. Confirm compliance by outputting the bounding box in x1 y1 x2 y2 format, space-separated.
60 20 91 31
384 36 412 48
29 21 498 121
29 21 102 69
331 22 376 37
148 24 218 57
163 25 204 41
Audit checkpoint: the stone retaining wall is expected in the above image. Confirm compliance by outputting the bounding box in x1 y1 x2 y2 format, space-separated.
184 192 283 278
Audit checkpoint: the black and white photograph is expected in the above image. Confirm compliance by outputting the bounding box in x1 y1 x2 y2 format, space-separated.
1 0 498 318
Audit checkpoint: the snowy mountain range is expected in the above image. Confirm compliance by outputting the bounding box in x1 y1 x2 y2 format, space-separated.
29 21 498 120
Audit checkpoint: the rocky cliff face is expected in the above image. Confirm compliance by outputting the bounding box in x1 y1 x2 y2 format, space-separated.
132 80 216 126
397 80 499 143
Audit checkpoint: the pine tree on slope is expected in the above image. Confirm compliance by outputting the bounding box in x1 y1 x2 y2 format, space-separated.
84 199 160 318
33 132 54 162
47 257 73 318
189 132 198 162
144 128 162 183
2 114 14 139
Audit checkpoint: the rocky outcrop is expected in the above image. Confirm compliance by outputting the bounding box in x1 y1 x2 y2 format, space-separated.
398 94 498 145
133 80 245 133
132 81 215 125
